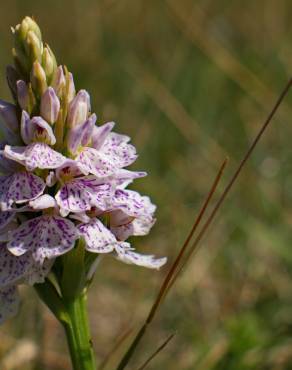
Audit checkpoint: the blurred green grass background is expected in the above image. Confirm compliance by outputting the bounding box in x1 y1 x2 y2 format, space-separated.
1 0 292 369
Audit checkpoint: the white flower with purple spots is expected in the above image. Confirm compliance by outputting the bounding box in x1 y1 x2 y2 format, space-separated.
78 218 166 269
4 142 66 171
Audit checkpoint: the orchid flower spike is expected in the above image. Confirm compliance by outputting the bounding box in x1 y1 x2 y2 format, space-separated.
0 16 167 328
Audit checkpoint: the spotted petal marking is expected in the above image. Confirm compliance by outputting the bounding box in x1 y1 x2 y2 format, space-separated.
76 147 117 177
0 244 33 287
78 218 116 253
114 169 147 189
115 243 167 269
0 172 45 210
112 189 156 219
4 142 66 170
101 132 137 168
0 243 54 287
7 216 79 263
0 285 20 325
55 176 113 216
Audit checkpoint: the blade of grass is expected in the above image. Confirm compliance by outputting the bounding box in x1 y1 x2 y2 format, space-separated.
116 158 227 370
166 77 292 291
116 78 292 370
136 333 175 370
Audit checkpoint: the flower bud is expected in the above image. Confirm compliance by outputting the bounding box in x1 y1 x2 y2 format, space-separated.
27 83 37 114
67 90 90 128
30 61 47 97
25 30 43 64
17 80 29 110
52 66 66 98
66 72 76 104
40 87 60 124
16 16 42 43
42 45 57 84
67 113 96 154
12 47 29 77
13 17 43 78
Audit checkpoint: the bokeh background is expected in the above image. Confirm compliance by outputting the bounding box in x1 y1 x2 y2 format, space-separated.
1 1 292 369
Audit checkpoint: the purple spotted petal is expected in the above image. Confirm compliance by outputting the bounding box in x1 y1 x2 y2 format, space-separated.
0 172 45 210
111 189 156 219
76 147 116 177
0 244 33 287
4 143 66 170
7 216 79 263
115 243 167 269
91 122 115 150
0 243 54 287
114 169 147 189
78 218 116 253
55 176 113 216
0 285 20 325
100 132 137 168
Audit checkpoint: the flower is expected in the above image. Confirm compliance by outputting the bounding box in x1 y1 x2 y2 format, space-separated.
0 16 166 325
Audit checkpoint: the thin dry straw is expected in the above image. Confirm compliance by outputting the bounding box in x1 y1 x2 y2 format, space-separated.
116 158 227 370
116 78 292 370
136 333 175 370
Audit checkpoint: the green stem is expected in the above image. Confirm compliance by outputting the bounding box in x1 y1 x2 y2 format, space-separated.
63 291 97 370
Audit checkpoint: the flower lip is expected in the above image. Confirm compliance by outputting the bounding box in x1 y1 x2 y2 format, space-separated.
55 175 114 217
7 215 79 263
4 142 66 171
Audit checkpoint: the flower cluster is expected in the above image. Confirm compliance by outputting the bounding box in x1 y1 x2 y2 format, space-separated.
0 17 166 324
